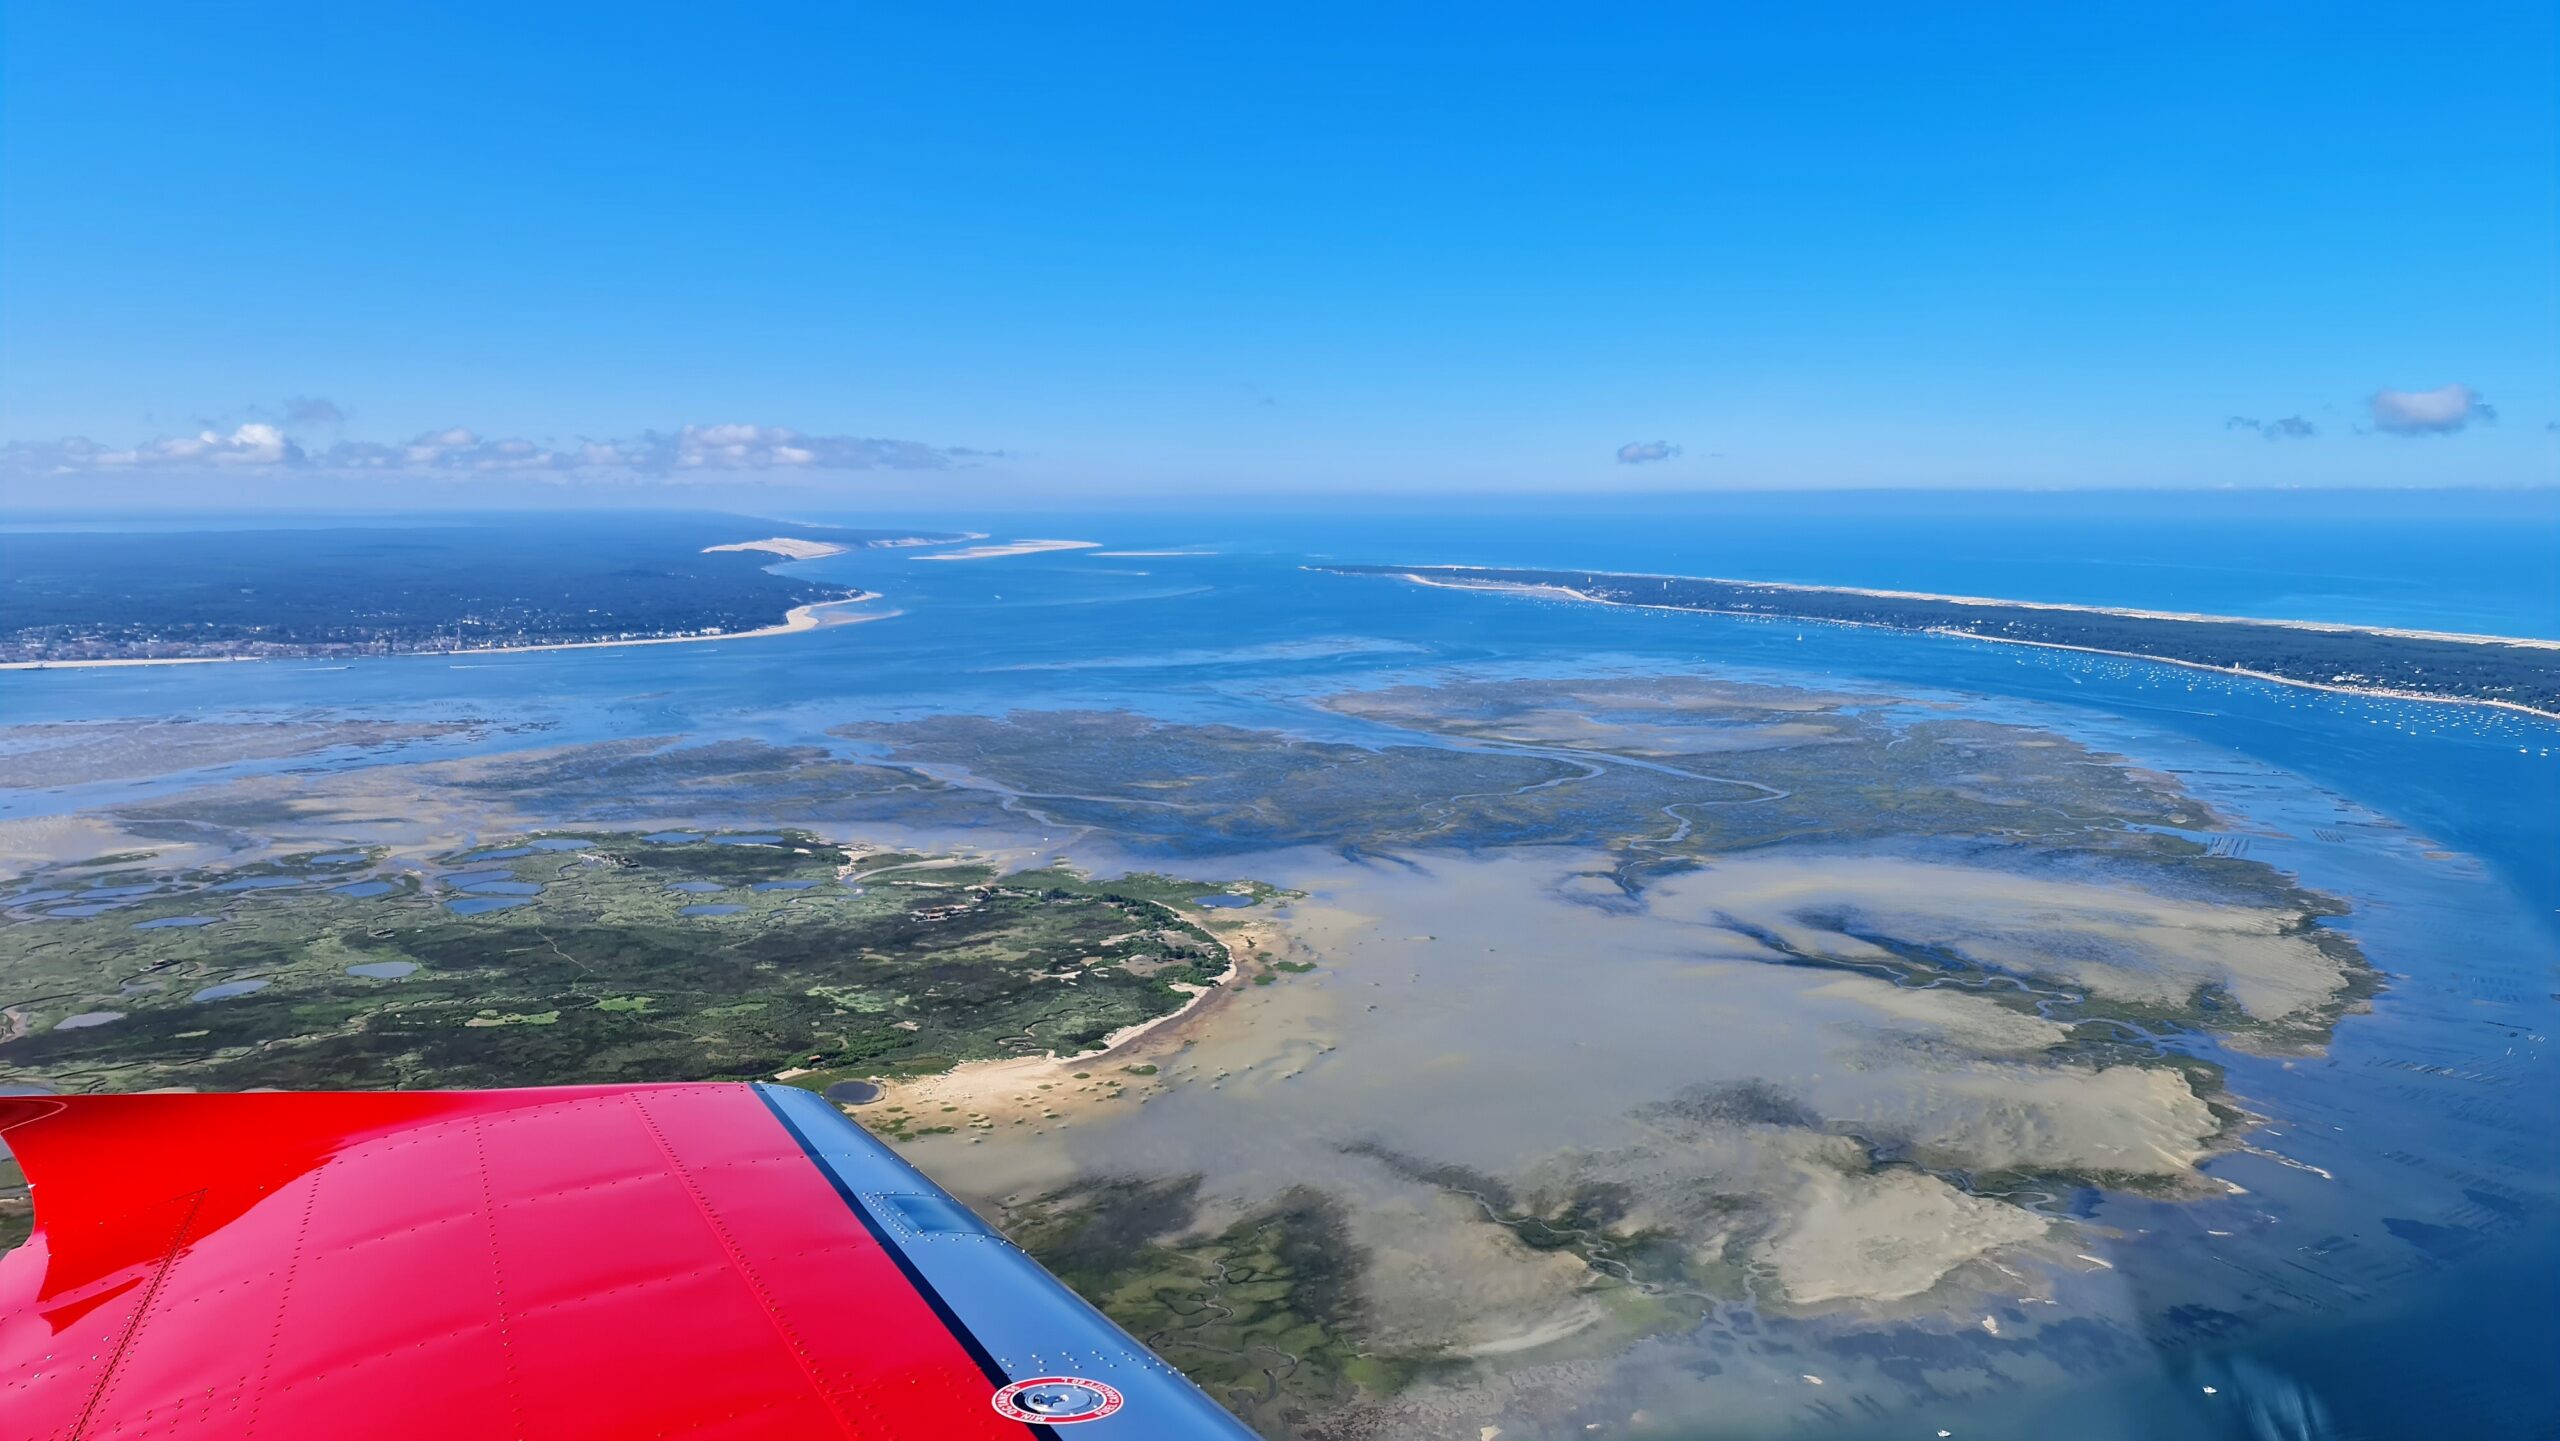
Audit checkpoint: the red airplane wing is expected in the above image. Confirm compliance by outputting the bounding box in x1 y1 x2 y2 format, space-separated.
0 1084 1257 1440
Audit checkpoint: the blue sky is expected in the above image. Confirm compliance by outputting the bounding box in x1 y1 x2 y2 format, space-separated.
2 2 2554 503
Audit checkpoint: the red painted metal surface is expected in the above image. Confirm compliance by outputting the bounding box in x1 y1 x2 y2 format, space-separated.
0 1085 1040 1440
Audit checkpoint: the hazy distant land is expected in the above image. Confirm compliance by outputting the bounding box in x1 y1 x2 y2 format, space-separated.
1322 563 2560 716
0 513 962 665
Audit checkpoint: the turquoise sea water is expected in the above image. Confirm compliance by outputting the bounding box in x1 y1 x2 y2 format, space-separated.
2 494 2556 1437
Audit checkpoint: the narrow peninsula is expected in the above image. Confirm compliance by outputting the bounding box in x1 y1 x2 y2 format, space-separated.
1319 564 2560 717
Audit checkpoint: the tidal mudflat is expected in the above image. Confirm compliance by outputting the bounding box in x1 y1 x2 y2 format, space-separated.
817 679 2387 1434
0 655 2545 1439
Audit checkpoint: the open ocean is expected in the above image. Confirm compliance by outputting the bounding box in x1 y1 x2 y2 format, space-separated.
4 488 2557 1438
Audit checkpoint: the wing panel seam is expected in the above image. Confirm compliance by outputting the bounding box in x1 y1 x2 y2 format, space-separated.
753 1086 1060 1441
470 1114 531 1441
69 1187 203 1441
237 1152 326 1440
628 1089 870 1441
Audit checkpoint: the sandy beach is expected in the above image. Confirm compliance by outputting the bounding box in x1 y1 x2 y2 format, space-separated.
911 538 1101 562
872 531 989 549
701 536 850 560
865 906 1287 1133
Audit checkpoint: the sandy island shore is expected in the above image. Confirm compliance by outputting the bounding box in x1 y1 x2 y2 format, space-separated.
858 904 1291 1134
0 594 892 672
912 538 1102 562
706 532 996 558
702 536 849 560
872 531 988 549
1387 571 2560 720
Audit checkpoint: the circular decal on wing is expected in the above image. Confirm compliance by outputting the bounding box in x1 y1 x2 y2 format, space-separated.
992 1375 1125 1424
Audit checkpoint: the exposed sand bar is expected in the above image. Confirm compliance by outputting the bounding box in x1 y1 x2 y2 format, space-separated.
702 536 850 560
900 843 2231 1327
911 538 1102 562
708 532 995 556
0 594 890 672
873 531 988 548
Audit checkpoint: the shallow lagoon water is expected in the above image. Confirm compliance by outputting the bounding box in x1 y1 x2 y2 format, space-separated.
0 501 2552 1438
345 960 418 979
444 895 528 915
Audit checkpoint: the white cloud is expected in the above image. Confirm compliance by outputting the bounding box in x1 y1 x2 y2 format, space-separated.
1616 440 1681 464
1 423 305 472
2224 415 2315 440
2369 384 2495 436
391 429 575 470
4 420 984 478
552 425 973 474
